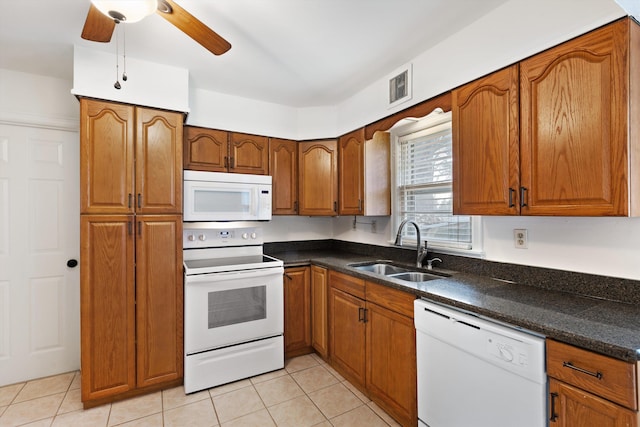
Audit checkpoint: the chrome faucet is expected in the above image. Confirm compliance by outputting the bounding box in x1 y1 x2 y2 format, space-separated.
394 219 428 268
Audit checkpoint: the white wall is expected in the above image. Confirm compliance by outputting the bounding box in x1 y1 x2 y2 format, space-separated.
0 69 78 129
71 46 190 113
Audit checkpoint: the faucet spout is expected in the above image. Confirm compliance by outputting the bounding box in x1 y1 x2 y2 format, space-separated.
394 219 428 268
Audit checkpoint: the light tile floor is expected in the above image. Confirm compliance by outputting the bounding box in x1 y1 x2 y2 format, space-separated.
0 353 401 427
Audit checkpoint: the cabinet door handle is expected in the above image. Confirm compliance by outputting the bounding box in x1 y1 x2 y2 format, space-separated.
128 221 133 235
562 361 603 379
230 157 235 169
358 307 364 322
549 392 558 422
363 308 368 323
224 156 228 168
508 188 515 208
137 193 142 209
284 273 293 281
294 200 298 213
520 187 528 208
137 221 142 236
128 193 132 209
333 201 337 212
358 199 362 212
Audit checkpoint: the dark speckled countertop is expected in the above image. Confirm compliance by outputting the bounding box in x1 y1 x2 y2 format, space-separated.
266 244 640 363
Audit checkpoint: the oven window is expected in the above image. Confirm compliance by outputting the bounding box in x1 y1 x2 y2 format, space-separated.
208 285 266 328
194 190 250 213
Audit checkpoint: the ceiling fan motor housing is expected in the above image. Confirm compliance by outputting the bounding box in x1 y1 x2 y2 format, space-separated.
91 0 158 23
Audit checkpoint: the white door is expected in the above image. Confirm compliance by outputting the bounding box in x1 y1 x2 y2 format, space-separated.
0 123 80 386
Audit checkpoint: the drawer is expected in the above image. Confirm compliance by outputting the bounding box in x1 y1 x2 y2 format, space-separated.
365 281 415 318
546 339 637 410
329 270 365 299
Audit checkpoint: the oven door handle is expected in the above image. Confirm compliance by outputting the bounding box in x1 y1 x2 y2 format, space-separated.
185 267 284 283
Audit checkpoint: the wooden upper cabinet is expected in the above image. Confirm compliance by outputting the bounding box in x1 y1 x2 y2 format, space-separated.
453 65 520 215
520 18 633 216
339 129 365 215
136 107 183 214
183 126 228 172
80 99 183 215
270 138 298 215
339 129 391 216
229 132 269 175
453 18 640 217
298 139 338 216
184 128 269 175
80 99 135 214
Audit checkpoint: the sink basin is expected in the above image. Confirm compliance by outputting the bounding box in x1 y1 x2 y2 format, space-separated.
348 261 451 283
388 272 443 282
351 263 412 275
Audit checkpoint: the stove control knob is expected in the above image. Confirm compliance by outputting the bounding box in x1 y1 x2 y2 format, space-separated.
187 234 196 241
251 232 257 239
242 233 249 239
198 234 206 241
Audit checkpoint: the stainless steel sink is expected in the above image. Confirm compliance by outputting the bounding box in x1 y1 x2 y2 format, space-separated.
351 263 411 275
387 272 442 282
348 261 450 283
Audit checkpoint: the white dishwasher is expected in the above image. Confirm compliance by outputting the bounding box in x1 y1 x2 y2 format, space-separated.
414 298 547 427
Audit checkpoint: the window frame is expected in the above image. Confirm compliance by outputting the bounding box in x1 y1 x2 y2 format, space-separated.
389 110 484 257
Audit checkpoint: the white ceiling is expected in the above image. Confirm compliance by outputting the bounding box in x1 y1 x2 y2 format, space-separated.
2 0 511 107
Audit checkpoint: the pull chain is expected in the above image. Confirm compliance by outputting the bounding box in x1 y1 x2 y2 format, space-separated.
122 24 128 82
114 23 121 89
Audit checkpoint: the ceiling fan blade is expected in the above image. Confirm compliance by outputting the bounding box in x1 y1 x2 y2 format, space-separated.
157 0 231 55
81 4 116 42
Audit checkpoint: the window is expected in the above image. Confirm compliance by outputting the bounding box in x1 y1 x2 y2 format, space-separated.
393 110 473 251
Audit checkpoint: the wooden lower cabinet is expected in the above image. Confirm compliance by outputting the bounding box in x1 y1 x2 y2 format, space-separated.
547 339 638 427
327 270 417 427
366 300 417 427
549 379 637 427
329 286 366 385
311 265 329 359
284 267 312 358
81 215 135 401
80 215 182 406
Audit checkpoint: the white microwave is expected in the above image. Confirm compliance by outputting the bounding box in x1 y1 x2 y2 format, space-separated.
183 171 272 221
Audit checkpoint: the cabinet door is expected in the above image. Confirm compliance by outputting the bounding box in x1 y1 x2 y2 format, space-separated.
80 99 134 214
80 215 135 402
452 65 520 215
284 267 311 358
136 108 183 214
339 129 364 215
549 378 637 427
299 140 338 216
229 132 269 175
520 20 629 216
311 265 329 359
329 287 366 387
135 215 183 388
270 138 298 215
366 301 417 427
183 126 228 172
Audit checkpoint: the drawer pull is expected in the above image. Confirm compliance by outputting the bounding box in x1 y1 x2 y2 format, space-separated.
562 361 603 379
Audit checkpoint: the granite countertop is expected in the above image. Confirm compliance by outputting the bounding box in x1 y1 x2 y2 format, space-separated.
268 248 640 362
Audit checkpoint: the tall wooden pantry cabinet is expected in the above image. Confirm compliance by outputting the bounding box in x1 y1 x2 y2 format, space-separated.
79 98 184 407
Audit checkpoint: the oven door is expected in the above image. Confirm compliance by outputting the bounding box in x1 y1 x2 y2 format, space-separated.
184 266 284 355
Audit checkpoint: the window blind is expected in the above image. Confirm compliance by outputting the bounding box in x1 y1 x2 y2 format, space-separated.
397 122 472 249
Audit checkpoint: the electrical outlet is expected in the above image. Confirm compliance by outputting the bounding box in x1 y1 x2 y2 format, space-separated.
514 229 528 249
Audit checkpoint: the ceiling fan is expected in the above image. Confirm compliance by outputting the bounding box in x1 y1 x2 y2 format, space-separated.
81 0 231 55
